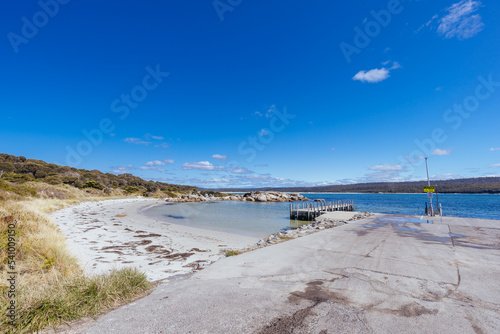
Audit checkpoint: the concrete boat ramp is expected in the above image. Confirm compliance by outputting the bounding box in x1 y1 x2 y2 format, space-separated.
79 214 500 334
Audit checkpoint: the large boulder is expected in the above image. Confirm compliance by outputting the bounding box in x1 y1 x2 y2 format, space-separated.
256 195 268 202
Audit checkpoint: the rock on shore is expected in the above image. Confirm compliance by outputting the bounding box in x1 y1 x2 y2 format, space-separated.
250 211 372 249
164 191 309 203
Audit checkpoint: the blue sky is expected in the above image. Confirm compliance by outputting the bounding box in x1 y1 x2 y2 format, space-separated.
1 0 499 188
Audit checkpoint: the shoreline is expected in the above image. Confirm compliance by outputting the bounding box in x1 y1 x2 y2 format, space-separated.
52 197 499 283
51 198 257 282
226 191 500 195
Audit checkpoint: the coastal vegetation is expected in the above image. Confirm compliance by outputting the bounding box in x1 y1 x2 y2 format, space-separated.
0 153 197 197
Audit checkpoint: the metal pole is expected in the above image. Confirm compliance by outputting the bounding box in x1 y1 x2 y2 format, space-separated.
425 157 434 216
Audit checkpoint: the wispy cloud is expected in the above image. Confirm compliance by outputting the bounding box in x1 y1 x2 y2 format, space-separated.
369 164 405 171
124 138 151 146
259 129 270 136
212 154 227 161
491 164 500 167
204 178 230 183
253 105 277 118
154 143 169 149
111 165 133 174
416 14 439 33
359 164 409 182
431 173 461 180
352 62 400 83
437 0 484 39
490 147 500 151
331 148 336 151
228 167 254 174
432 148 452 156
145 134 164 140
139 166 166 172
182 161 224 171
145 159 174 166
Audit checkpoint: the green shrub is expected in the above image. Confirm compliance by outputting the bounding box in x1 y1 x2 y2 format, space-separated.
82 181 105 190
164 191 179 198
0 179 14 192
124 186 140 193
45 175 63 185
2 172 35 183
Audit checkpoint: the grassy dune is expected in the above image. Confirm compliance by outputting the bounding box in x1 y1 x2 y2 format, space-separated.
0 182 153 333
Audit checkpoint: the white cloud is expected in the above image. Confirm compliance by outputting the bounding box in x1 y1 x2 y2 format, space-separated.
259 129 270 136
352 62 402 83
124 138 151 146
369 164 405 171
490 147 500 151
353 68 389 83
432 148 452 156
491 164 500 167
182 161 223 171
331 148 336 151
212 154 227 161
437 0 484 39
146 160 162 166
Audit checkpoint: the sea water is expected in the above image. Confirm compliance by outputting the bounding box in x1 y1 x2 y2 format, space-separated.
140 193 500 238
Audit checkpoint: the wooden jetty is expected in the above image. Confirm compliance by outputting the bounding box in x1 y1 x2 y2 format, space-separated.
290 200 354 221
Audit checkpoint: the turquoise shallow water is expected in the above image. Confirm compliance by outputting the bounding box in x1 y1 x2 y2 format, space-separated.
141 193 500 238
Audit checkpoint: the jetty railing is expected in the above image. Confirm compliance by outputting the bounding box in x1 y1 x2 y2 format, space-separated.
290 200 354 221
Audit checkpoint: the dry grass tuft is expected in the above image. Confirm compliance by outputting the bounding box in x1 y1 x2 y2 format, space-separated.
0 182 152 333
224 249 243 257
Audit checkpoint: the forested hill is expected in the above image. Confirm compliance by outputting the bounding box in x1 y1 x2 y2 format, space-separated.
0 153 197 196
215 177 500 194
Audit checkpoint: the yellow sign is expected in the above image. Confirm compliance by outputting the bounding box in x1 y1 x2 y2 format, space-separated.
424 186 435 193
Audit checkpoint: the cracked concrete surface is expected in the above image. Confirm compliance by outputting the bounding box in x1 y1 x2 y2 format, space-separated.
67 214 499 334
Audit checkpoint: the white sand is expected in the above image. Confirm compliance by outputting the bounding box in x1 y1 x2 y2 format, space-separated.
51 198 257 281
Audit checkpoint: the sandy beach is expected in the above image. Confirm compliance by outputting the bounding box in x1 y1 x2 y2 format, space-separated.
51 198 258 281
